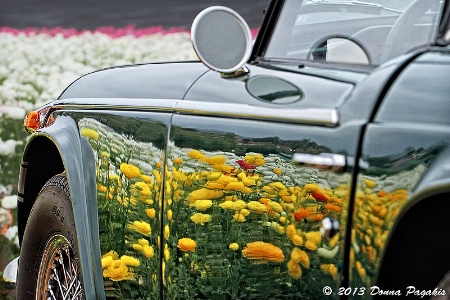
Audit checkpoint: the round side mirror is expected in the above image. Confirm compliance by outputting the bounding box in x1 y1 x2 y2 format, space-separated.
191 6 253 73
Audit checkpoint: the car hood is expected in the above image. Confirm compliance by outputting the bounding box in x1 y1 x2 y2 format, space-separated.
58 61 209 100
59 60 360 109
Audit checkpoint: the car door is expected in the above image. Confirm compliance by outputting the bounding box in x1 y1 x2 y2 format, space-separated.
163 99 364 299
350 51 450 296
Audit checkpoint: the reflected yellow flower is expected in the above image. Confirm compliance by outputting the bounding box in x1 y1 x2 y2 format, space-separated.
321 263 338 279
190 199 213 211
273 167 282 175
190 213 211 224
200 155 227 165
187 188 223 201
173 157 183 164
128 221 151 235
242 241 285 263
164 224 170 239
146 208 156 218
226 181 245 192
247 201 267 214
177 238 196 252
120 163 141 179
219 201 234 210
229 243 239 251
81 128 99 140
291 248 310 268
103 260 131 281
187 150 205 159
120 255 140 267
142 245 154 259
232 200 247 211
233 213 246 222
287 260 302 279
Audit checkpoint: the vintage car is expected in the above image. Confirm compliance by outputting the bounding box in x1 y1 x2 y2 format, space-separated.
3 0 450 299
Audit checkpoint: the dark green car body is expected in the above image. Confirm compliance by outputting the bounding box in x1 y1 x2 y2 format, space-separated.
14 0 450 299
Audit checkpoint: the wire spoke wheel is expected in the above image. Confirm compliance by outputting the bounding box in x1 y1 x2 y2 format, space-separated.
37 234 83 300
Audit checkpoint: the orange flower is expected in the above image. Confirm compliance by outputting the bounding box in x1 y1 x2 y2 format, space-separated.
242 241 284 263
177 238 196 252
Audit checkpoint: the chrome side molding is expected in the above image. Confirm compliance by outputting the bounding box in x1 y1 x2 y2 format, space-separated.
53 98 340 127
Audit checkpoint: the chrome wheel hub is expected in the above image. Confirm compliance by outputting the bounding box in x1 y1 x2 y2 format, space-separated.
37 234 83 300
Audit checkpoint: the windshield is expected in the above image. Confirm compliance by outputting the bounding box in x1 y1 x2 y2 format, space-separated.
265 0 445 66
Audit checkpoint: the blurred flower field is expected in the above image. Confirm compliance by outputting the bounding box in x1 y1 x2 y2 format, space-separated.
0 25 198 296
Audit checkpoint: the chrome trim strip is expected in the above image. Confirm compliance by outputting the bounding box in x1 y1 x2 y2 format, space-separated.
53 98 339 126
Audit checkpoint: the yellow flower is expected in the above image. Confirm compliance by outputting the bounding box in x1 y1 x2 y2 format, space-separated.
232 200 247 211
240 209 251 217
164 244 170 261
120 255 140 267
204 181 225 189
101 256 113 269
142 245 154 259
146 208 156 218
242 241 285 263
120 163 141 179
268 201 283 213
247 201 267 214
167 209 173 220
291 234 304 246
200 155 227 165
305 231 322 245
305 240 318 251
321 263 338 278
287 260 302 279
177 238 196 252
133 181 152 197
187 150 205 159
128 221 151 235
140 175 153 184
216 175 238 186
103 259 131 281
187 188 223 201
81 128 99 140
190 213 211 224
164 224 170 239
190 199 213 211
226 181 245 192
273 167 282 175
219 201 234 210
229 243 239 251
173 157 183 164
102 250 119 260
233 213 246 222
291 248 310 268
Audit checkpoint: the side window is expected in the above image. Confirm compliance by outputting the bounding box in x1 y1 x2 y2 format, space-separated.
375 52 450 125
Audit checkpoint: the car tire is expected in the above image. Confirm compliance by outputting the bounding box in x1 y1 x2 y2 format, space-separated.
16 173 84 299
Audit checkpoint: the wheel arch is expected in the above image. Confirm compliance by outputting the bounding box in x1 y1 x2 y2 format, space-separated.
18 115 105 299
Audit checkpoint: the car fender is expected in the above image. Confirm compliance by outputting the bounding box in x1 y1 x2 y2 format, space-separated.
19 115 104 299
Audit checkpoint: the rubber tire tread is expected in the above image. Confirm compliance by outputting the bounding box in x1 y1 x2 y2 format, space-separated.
16 173 82 299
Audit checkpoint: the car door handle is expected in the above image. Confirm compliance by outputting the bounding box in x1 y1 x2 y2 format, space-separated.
292 153 346 173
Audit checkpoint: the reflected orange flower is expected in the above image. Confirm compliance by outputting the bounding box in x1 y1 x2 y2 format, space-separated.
177 238 197 252
242 241 285 263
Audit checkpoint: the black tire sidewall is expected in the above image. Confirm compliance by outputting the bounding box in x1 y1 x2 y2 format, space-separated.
16 175 80 299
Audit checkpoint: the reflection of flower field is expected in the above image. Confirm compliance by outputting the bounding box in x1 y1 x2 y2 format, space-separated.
80 117 349 299
0 26 196 297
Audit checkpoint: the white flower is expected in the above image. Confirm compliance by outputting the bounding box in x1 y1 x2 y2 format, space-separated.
0 207 12 227
1 195 17 209
0 139 17 156
4 226 19 247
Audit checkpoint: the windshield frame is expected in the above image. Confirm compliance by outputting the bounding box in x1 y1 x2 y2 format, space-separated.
251 0 447 69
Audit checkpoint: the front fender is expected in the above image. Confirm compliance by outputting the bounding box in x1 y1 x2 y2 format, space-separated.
20 116 104 299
